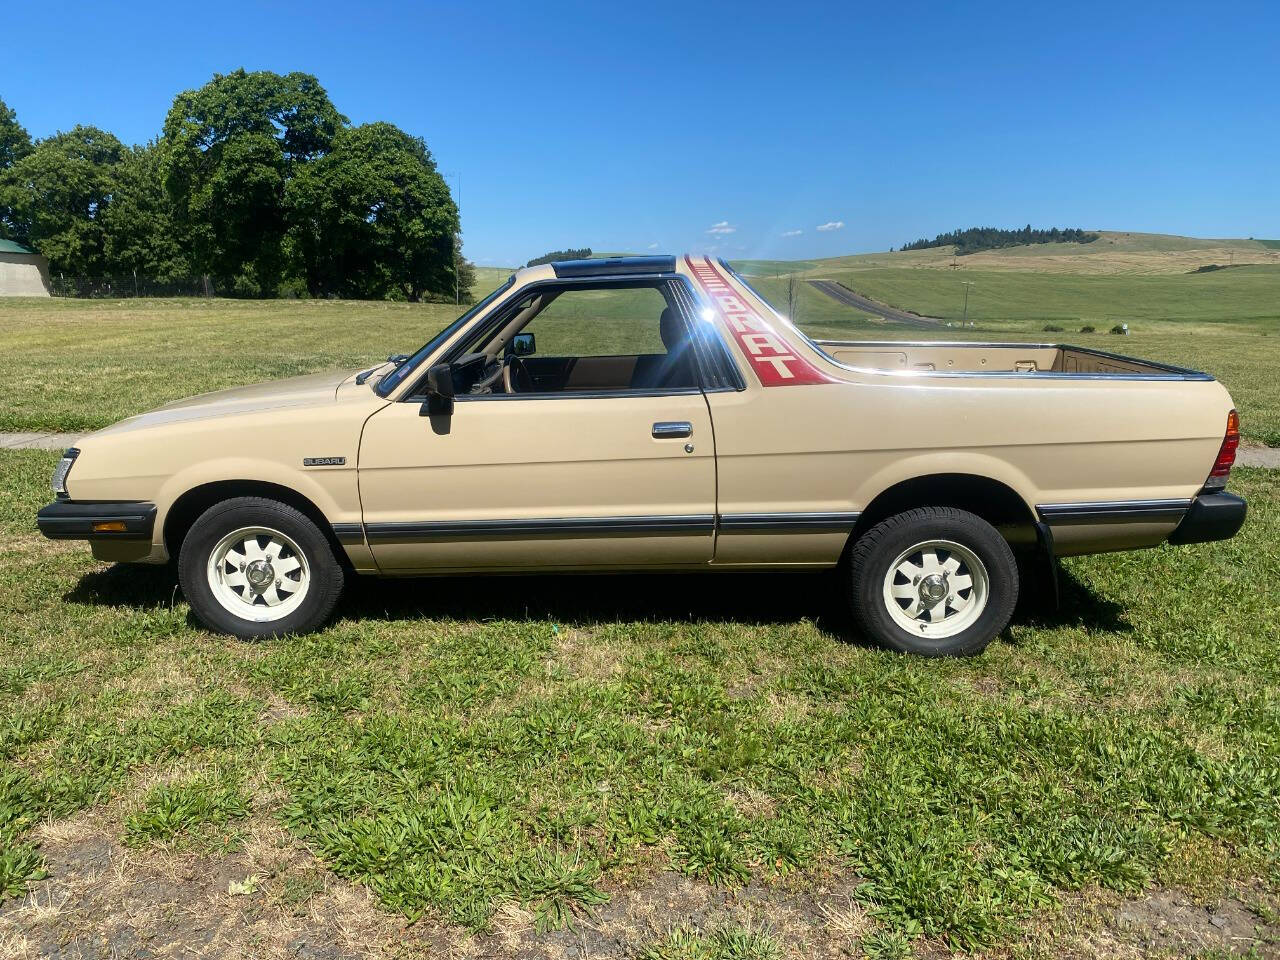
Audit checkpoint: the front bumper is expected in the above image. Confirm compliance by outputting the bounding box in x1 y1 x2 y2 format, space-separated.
37 500 157 541
1167 492 1247 545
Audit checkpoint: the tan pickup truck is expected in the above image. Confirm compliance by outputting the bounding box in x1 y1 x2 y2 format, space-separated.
38 255 1246 656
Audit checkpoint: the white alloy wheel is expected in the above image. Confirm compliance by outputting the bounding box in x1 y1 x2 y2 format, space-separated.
881 538 989 639
205 525 310 622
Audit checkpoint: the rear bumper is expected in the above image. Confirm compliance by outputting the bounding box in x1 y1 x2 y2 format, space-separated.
1166 492 1247 545
37 500 157 541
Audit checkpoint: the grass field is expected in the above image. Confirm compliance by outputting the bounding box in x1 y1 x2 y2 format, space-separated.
2 450 1278 957
2 235 1279 956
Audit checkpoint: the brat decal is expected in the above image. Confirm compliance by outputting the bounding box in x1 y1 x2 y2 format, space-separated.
684 256 835 386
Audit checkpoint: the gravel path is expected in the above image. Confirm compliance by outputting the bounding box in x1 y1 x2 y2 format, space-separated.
807 279 944 326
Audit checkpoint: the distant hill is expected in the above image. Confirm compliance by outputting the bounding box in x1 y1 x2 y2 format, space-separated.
736 232 1280 278
901 226 1099 255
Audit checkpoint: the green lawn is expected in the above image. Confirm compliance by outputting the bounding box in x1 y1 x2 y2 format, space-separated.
0 297 462 434
2 448 1278 955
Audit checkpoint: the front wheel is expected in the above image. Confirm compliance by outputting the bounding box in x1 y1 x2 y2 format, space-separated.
178 497 344 639
847 506 1018 657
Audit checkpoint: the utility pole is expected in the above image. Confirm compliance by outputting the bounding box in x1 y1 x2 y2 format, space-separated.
961 281 975 325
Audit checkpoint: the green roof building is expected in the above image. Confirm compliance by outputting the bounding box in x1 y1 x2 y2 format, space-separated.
0 239 51 296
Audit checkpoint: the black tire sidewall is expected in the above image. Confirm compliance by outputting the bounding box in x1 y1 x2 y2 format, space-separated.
178 497 343 639
849 507 1018 657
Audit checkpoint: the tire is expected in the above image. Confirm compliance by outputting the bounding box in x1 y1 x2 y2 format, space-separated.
177 497 344 639
847 506 1018 657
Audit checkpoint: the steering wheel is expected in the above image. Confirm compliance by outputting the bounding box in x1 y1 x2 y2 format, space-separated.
469 358 504 394
503 355 534 394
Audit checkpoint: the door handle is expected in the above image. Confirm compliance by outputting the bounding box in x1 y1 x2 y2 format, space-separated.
652 421 692 439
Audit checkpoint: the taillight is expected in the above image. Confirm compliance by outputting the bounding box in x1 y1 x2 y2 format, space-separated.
1203 409 1239 490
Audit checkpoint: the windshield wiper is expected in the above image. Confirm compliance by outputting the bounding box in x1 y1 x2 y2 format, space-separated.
356 354 411 386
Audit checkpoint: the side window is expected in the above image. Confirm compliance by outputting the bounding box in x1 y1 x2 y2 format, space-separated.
451 282 704 396
524 286 669 357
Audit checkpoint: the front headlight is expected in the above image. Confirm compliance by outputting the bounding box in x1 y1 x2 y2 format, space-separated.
51 448 79 498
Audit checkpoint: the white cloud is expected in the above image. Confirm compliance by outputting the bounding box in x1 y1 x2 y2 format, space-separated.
816 221 845 232
781 229 803 237
706 220 736 235
647 242 660 249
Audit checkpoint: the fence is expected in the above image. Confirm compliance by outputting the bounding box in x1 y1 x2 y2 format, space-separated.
49 275 219 298
46 276 472 303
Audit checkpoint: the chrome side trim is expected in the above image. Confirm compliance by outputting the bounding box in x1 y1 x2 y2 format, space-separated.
363 514 716 543
718 512 861 532
1036 499 1192 524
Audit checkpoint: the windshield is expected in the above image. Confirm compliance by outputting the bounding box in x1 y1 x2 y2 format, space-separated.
374 276 516 397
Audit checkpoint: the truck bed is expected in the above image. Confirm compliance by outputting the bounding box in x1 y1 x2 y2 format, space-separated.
812 340 1212 379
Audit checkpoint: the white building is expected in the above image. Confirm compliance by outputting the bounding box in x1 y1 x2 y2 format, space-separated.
0 240 51 296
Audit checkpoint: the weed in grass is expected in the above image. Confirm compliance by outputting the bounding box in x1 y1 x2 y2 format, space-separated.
0 837 45 900
639 923 783 960
123 772 251 847
859 927 916 959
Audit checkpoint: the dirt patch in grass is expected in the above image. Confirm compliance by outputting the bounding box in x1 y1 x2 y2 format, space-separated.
480 868 869 959
1007 883 1280 960
0 818 871 960
1110 887 1280 958
0 815 450 960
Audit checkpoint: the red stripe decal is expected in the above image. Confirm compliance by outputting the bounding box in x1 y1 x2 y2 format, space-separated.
684 255 835 386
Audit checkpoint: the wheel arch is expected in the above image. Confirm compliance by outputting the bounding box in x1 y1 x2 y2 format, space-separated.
850 472 1039 548
163 479 351 568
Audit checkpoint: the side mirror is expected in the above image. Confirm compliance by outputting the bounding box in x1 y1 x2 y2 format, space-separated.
509 332 536 356
420 362 454 416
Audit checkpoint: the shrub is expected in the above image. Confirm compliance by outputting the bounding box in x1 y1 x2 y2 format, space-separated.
1110 324 1129 335
1042 324 1063 332
1079 325 1096 334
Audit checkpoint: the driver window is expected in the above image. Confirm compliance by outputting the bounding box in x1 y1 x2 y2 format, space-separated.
459 282 701 396
524 286 668 357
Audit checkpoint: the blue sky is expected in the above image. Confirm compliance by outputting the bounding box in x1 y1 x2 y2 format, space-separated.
3 1 1277 266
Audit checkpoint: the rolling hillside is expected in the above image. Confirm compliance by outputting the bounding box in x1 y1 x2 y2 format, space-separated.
735 233 1280 445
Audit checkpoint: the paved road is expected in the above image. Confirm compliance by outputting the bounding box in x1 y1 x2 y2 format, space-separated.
807 279 944 327
0 432 83 450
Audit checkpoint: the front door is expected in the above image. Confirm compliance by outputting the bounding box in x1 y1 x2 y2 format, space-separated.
357 280 716 572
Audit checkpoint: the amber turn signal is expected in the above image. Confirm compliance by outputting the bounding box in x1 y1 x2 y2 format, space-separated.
91 521 128 533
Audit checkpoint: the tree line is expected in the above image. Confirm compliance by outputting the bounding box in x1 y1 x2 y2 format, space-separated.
525 247 592 267
0 71 473 301
901 225 1100 255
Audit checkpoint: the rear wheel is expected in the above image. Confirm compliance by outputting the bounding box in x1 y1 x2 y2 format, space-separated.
178 497 344 639
847 506 1017 657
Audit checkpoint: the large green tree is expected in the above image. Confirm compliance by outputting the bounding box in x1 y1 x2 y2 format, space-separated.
0 97 35 240
0 97 32 170
0 125 123 274
287 121 460 301
162 69 345 295
101 141 188 281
